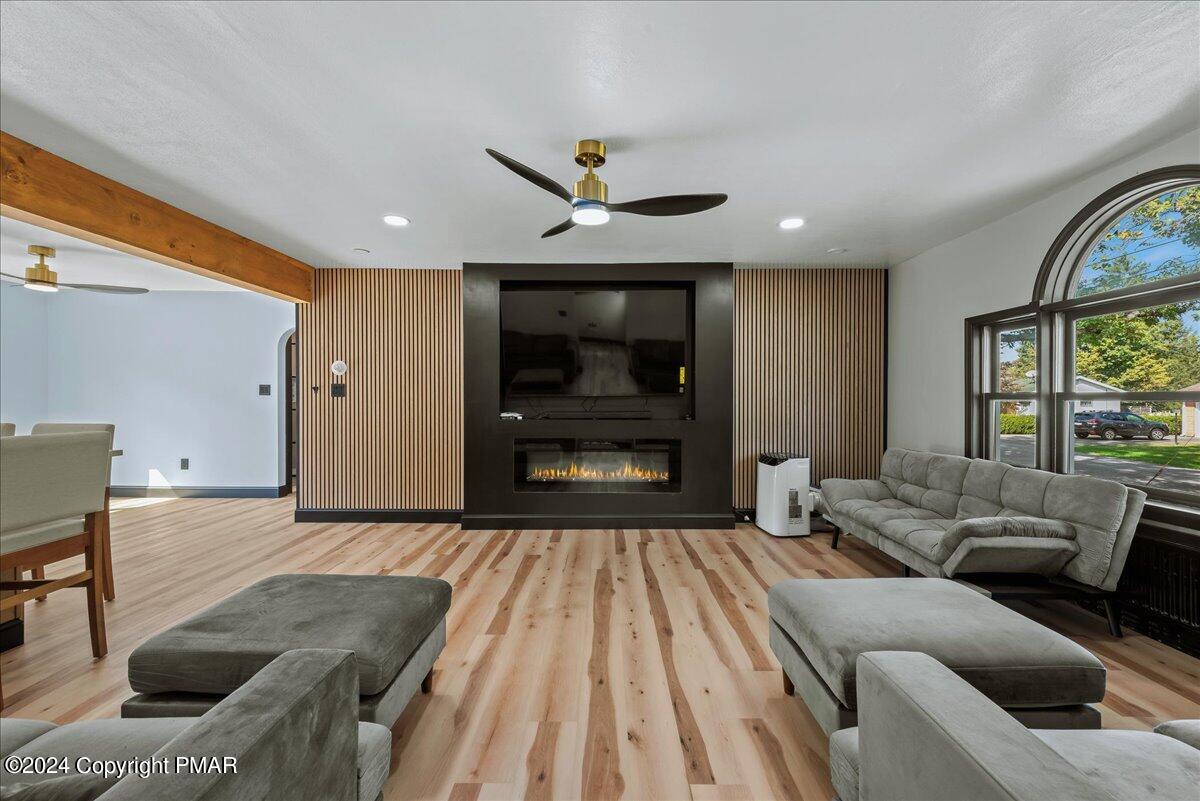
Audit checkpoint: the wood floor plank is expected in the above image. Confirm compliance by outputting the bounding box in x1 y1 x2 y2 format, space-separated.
3 497 1196 800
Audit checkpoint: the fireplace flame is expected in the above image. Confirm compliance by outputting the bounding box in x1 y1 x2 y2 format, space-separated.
529 460 669 482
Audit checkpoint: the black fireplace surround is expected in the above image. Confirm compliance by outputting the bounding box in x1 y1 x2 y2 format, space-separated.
463 263 734 529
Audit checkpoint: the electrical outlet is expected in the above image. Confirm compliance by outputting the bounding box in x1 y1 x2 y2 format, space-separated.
259 384 271 396
180 458 189 470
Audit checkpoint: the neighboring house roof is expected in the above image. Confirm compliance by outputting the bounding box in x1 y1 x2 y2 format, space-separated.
1075 376 1125 392
1182 382 1200 392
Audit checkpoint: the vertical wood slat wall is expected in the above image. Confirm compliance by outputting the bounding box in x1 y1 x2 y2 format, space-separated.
297 269 463 510
298 266 884 512
733 267 887 508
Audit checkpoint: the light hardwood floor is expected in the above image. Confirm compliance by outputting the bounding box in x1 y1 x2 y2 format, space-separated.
2 496 1198 800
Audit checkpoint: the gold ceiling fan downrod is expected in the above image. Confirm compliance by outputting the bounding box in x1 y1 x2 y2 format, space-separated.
572 139 608 203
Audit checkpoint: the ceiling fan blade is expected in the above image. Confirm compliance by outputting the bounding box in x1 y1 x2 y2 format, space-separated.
540 219 577 238
61 283 149 294
0 271 27 284
485 149 574 204
607 193 728 216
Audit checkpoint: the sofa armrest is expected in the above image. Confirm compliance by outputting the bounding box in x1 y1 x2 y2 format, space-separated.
101 649 359 801
857 651 1114 801
820 478 893 510
937 516 1074 559
1152 719 1200 750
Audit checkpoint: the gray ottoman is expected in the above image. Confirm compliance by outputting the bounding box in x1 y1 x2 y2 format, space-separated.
121 574 450 731
768 578 1105 735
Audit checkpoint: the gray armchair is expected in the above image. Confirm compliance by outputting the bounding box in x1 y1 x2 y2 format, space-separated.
0 649 378 800
829 651 1199 801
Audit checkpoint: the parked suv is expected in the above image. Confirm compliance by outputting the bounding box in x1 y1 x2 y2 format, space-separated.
1074 411 1169 440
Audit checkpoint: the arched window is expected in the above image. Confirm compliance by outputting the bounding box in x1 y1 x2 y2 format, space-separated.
967 166 1200 507
1073 185 1199 297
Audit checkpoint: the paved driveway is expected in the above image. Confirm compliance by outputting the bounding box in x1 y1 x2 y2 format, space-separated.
998 435 1198 495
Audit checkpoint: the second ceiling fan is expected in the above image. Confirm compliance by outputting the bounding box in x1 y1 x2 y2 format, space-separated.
485 139 727 238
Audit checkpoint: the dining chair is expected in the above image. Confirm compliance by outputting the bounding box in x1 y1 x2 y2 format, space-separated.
30 423 117 601
0 423 15 437
0 432 111 707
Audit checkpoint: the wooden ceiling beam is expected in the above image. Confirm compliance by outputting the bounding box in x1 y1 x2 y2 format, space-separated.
0 131 313 303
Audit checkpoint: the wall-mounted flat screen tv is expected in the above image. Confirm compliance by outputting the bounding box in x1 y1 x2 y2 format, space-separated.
499 283 693 419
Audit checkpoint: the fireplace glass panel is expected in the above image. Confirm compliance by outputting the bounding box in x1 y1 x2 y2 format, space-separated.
515 438 681 493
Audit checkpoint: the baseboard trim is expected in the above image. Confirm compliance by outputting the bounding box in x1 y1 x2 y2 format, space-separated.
111 485 288 499
294 509 463 523
460 512 736 530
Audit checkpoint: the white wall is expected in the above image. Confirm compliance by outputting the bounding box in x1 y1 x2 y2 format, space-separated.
889 129 1200 455
24 290 295 489
0 283 48 431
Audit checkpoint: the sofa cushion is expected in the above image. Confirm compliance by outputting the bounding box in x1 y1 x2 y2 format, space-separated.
3 718 192 784
846 502 943 531
0 720 57 758
828 727 860 801
767 578 1106 709
876 518 957 562
128 574 452 697
1035 729 1200 801
879 450 970 519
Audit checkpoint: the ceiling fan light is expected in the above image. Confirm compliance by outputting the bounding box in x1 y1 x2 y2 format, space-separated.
23 281 58 293
571 202 610 226
778 217 805 230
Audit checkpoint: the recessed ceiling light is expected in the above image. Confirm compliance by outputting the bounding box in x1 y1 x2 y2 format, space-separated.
778 217 805 230
382 215 410 227
826 247 848 254
352 247 371 254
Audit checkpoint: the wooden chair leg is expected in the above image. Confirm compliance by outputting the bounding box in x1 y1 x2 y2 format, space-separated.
83 521 107 658
421 668 434 694
783 670 795 696
830 526 840 550
902 565 912 577
100 499 115 601
32 566 47 601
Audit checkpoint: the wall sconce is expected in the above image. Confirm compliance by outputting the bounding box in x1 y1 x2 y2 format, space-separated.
331 360 348 376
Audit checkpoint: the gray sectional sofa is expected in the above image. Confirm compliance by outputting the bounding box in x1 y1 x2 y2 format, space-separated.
830 651 1200 801
822 448 1146 592
0 650 390 801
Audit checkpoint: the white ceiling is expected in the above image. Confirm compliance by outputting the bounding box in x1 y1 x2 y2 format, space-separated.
0 217 241 291
0 1 1196 269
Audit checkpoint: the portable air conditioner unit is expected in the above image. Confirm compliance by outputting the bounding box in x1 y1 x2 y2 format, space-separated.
755 453 811 537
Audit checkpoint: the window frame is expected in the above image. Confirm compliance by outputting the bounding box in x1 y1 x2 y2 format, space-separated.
966 165 1200 506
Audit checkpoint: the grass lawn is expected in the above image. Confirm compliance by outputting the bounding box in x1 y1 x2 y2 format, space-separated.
1075 444 1200 470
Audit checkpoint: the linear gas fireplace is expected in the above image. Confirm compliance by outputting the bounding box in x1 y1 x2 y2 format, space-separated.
515 438 681 493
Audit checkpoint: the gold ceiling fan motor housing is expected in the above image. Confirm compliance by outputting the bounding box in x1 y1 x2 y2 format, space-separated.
572 139 608 203
25 245 58 287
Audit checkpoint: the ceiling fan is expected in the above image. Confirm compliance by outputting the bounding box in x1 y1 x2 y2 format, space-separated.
1 245 149 294
485 139 728 238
